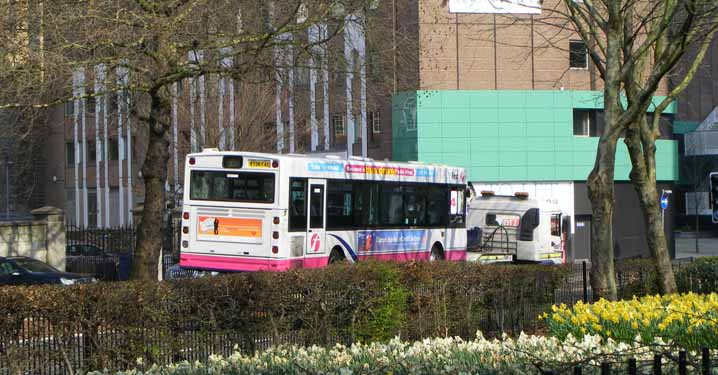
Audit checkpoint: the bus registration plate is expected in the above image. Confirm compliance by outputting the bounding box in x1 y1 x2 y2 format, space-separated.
248 159 271 168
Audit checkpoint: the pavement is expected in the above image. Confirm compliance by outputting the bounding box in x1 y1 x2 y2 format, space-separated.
675 237 718 259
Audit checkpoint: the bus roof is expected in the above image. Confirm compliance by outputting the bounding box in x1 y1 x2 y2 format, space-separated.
186 150 467 185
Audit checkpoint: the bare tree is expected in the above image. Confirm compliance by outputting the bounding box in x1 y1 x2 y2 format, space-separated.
0 0 374 280
553 0 718 298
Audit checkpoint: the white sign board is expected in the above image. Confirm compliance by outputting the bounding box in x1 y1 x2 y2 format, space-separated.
449 0 541 14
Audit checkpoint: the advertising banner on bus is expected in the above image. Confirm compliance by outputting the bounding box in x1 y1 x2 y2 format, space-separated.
357 230 429 252
197 216 262 238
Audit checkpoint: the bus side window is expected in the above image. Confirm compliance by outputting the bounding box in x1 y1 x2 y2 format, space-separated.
288 178 307 231
426 185 447 226
449 187 465 226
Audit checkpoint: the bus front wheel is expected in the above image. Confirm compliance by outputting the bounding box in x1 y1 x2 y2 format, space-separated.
329 247 346 264
429 244 445 261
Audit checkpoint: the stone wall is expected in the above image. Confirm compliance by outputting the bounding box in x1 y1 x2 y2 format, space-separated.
0 207 66 270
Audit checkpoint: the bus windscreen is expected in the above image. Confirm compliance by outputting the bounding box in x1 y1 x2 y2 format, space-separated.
190 171 275 203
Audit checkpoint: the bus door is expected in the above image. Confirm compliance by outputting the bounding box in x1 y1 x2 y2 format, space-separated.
306 179 327 255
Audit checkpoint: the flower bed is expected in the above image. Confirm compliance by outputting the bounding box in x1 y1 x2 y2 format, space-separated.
544 293 718 350
89 333 695 375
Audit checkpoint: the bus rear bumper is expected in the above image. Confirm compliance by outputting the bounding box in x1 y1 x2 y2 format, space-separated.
180 253 326 272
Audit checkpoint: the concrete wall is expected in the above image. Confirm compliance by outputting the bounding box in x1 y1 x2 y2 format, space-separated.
0 207 66 270
574 183 677 260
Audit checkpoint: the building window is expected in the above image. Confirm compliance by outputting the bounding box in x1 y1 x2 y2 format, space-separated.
86 95 96 114
569 40 588 69
109 139 119 161
65 102 74 116
573 109 595 137
66 143 75 166
332 114 345 137
88 141 96 163
370 111 381 133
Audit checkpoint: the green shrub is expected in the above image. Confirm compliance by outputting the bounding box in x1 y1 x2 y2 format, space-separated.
0 261 571 372
677 256 718 293
615 259 660 299
350 261 408 343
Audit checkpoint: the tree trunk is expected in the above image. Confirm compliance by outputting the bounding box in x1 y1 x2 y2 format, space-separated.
585 1 622 301
587 138 619 301
131 90 171 281
624 124 677 294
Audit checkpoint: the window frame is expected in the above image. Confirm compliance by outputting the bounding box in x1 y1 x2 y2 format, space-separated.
288 178 308 232
332 114 345 137
370 111 381 134
569 40 588 70
189 170 276 204
66 143 76 166
323 179 457 231
573 109 592 137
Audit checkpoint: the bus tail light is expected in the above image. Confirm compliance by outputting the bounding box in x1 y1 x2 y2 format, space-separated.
273 217 280 225
183 212 189 220
272 246 279 254
182 241 188 248
272 160 279 168
182 226 189 234
272 231 279 239
189 157 195 165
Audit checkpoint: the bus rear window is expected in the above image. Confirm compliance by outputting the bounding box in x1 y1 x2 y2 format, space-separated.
190 171 275 203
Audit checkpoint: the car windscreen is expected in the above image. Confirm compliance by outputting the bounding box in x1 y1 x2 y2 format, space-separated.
190 170 275 203
13 258 59 273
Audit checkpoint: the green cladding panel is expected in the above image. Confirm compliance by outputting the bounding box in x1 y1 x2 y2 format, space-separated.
392 90 679 182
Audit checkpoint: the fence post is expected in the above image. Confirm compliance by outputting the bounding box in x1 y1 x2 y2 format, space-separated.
582 261 589 303
653 354 662 375
702 347 710 375
679 350 687 375
628 357 637 375
601 362 610 375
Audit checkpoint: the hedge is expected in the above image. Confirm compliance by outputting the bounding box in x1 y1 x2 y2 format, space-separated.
4 257 716 373
613 257 718 298
0 261 569 372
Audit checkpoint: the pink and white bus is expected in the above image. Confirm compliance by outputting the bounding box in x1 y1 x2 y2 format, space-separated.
179 150 467 272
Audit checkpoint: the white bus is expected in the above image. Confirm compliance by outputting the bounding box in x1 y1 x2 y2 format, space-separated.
466 190 565 264
179 150 468 272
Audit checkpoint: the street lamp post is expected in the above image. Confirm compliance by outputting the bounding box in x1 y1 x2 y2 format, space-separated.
660 189 672 230
4 154 12 219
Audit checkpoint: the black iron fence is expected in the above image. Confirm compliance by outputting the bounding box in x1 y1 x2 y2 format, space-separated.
65 219 182 280
553 349 715 375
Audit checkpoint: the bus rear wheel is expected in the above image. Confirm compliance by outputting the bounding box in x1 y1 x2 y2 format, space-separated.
328 247 346 264
429 244 445 261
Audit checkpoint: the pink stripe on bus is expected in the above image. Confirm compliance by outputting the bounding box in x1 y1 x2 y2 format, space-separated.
180 249 466 272
180 253 306 272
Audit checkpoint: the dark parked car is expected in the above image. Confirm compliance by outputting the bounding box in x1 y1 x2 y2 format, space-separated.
0 256 96 286
66 243 121 280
